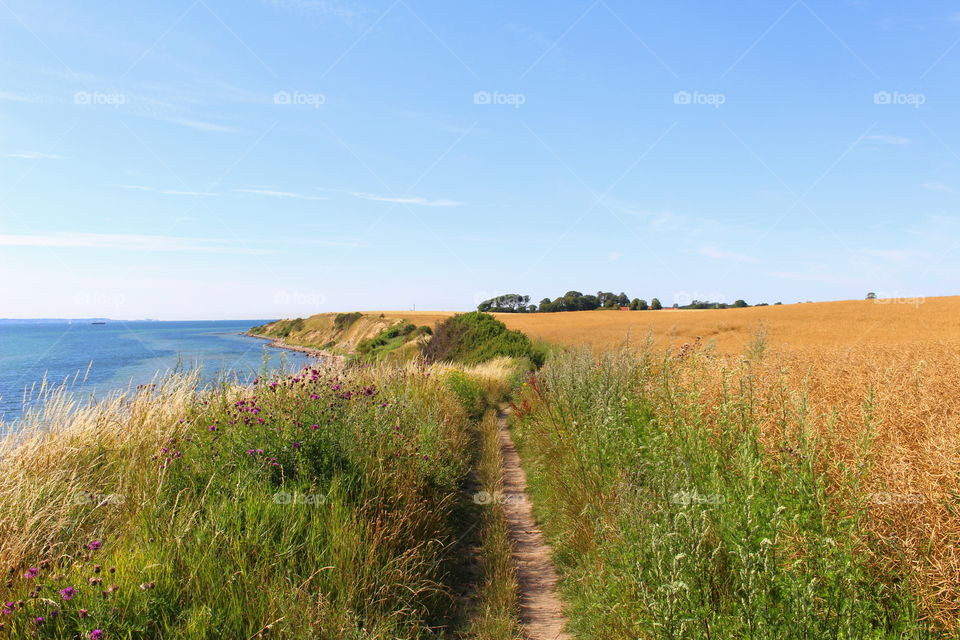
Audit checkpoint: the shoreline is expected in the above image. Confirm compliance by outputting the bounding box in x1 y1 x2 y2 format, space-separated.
243 332 346 365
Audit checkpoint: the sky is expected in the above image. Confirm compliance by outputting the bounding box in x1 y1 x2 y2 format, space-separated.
1 0 959 319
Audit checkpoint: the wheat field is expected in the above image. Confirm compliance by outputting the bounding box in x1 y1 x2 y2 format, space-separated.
491 296 958 353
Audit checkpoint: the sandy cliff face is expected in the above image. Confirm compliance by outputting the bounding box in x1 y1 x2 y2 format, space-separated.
253 313 419 353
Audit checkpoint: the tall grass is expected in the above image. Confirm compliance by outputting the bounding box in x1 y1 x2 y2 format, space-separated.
0 358 520 639
512 345 942 638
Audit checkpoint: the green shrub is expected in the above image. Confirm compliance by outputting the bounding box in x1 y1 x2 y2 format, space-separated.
333 312 363 331
422 312 545 367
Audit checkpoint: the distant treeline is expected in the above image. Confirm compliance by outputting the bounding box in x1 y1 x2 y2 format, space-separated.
477 292 782 313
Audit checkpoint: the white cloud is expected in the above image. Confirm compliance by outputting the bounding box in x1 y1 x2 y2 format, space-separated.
0 91 42 104
235 188 327 201
262 0 362 22
161 117 241 133
351 192 465 207
922 181 953 193
0 232 271 254
849 248 927 261
698 245 759 263
608 251 622 262
121 185 220 196
772 271 859 285
2 151 65 160
864 134 910 145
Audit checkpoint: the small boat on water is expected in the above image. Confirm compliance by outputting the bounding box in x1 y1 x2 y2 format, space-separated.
91 321 106 325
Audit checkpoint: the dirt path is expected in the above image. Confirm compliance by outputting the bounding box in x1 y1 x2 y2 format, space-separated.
497 412 572 640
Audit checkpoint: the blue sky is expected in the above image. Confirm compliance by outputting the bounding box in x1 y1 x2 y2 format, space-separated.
1 0 959 319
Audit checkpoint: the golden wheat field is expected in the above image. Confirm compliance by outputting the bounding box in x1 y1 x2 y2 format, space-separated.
494 296 960 353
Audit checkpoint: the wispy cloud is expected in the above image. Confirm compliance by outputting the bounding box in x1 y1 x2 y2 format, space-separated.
772 270 859 285
0 232 271 254
0 91 43 104
863 134 910 145
608 251 622 262
2 151 65 160
922 181 953 193
235 188 328 201
261 0 364 23
849 248 927 261
161 117 241 133
351 192 465 207
121 185 220 197
698 245 759 263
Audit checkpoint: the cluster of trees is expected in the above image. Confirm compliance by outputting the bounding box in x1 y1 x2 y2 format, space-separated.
476 294 533 313
538 291 631 312
477 292 770 313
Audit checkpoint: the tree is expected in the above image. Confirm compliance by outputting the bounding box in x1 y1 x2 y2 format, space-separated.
866 292 877 300
650 298 662 310
629 298 640 310
476 294 531 313
733 299 748 308
637 299 648 310
617 292 629 306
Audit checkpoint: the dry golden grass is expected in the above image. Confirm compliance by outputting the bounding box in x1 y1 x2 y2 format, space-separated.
663 341 960 630
492 296 959 353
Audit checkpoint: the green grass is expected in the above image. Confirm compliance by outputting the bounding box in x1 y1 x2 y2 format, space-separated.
356 322 431 360
512 348 929 639
423 313 545 368
0 359 522 639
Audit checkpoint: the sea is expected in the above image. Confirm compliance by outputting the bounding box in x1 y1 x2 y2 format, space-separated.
0 320 313 424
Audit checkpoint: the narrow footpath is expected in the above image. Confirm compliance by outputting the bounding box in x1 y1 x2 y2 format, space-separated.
497 412 572 640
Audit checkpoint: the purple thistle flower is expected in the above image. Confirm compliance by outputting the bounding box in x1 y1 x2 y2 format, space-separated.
90 630 105 640
34 616 44 624
59 587 77 601
23 567 39 579
291 442 302 449
87 540 103 551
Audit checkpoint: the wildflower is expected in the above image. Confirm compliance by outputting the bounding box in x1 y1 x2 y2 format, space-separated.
139 581 155 590
2 602 14 615
90 630 105 640
87 540 103 551
34 616 44 624
310 393 319 400
59 586 77 601
23 567 39 579
79 609 89 618
89 577 102 585
208 425 216 431
310 424 319 430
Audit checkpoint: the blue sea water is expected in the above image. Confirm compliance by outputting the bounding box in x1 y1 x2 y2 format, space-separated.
0 320 313 423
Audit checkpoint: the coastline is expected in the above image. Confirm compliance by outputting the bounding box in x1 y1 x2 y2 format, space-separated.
243 332 346 365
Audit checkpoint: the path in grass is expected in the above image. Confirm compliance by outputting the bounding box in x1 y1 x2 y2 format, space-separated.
498 411 571 640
